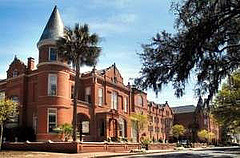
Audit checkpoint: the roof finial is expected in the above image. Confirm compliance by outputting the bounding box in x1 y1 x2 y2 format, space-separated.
14 55 17 60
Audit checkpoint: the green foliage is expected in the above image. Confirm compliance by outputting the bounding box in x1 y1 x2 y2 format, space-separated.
0 99 18 150
130 113 148 131
198 129 215 142
0 99 18 124
198 129 209 142
130 113 148 142
136 0 240 105
56 24 101 67
213 70 240 130
54 123 73 141
172 124 186 140
140 137 151 150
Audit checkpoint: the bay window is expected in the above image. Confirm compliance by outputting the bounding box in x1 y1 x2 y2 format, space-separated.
48 74 57 96
48 108 57 133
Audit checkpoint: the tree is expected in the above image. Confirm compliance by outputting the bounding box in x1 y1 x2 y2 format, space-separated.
197 129 209 143
212 70 240 139
197 129 215 143
0 99 18 150
56 24 101 141
130 113 148 142
172 124 186 142
136 0 240 105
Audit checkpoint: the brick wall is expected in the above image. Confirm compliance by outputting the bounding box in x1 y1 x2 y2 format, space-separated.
2 142 141 153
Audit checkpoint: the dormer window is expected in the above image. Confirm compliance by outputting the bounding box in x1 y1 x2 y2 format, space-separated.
49 47 57 61
13 70 18 77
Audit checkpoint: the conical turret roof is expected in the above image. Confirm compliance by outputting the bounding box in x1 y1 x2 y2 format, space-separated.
37 6 64 47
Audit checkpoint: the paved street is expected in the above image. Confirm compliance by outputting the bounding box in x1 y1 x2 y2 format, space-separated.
0 147 239 158
114 147 240 158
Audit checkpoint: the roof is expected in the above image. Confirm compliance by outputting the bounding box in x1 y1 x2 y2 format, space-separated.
171 105 196 114
38 6 64 43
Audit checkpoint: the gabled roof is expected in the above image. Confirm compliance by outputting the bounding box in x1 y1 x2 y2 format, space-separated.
171 105 196 114
38 6 64 45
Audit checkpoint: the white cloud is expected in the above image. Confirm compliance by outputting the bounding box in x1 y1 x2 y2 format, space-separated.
91 0 131 9
87 13 137 36
0 74 6 80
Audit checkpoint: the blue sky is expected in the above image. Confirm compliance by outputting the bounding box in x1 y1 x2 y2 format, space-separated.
0 0 198 107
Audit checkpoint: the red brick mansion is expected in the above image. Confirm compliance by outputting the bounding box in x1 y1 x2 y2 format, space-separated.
0 6 174 142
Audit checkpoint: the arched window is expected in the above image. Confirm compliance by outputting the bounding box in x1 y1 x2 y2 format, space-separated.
13 69 18 77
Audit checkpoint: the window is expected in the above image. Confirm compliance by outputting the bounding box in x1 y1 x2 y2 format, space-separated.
149 116 153 123
48 74 57 96
82 121 90 134
166 111 169 116
48 108 57 133
204 118 208 125
119 118 125 137
85 87 91 103
0 91 5 100
71 85 74 99
155 127 160 133
99 120 105 136
33 114 37 134
49 47 57 61
124 97 128 113
111 92 118 110
148 125 153 132
13 70 18 77
155 117 159 123
98 88 103 106
138 96 143 106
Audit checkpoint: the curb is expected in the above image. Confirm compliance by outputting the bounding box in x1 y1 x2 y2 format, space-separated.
95 147 240 158
95 150 176 158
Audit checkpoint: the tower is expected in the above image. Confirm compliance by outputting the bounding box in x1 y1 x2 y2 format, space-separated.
35 6 72 141
37 5 64 63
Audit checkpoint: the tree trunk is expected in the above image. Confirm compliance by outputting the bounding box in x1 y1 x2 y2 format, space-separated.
73 58 80 142
0 123 3 151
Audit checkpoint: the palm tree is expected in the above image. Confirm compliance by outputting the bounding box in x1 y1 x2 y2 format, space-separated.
56 24 101 141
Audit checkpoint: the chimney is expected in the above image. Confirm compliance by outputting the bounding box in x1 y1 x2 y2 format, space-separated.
28 57 35 71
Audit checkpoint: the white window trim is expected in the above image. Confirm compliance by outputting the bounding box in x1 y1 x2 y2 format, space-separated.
13 69 18 77
138 95 143 106
70 84 75 99
111 91 118 110
98 88 103 106
47 108 57 133
85 87 91 103
48 47 58 61
124 97 128 113
48 74 57 96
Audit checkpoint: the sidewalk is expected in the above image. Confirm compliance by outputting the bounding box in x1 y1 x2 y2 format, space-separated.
3 146 235 158
94 149 175 158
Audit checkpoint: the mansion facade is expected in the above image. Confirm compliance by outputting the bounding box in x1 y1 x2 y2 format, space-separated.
0 6 173 142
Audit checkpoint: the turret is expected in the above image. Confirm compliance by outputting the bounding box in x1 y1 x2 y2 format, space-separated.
37 6 64 64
